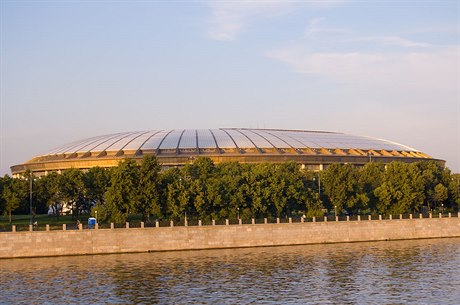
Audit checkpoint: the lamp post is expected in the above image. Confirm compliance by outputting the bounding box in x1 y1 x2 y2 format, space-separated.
29 177 33 225
26 174 35 225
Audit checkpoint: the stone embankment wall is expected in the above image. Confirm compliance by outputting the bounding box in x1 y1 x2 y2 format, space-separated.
1 215 460 259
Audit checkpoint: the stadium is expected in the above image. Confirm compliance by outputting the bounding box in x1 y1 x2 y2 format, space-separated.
10 128 444 177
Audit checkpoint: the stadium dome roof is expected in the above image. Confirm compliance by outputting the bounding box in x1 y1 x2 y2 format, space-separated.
11 128 441 176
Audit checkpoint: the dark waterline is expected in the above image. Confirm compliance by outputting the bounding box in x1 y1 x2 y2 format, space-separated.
1 238 460 304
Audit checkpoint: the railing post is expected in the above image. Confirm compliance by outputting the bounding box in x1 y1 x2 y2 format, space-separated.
409 214 413 219
335 216 339 222
212 219 216 226
439 213 442 218
289 217 292 223
239 218 242 225
110 223 114 229
368 215 372 221
346 216 350 221
63 224 66 231
29 224 33 232
449 212 451 218
95 223 99 230
46 224 50 231
399 214 403 220
225 219 229 226
324 216 327 222
264 218 268 224
141 222 144 229
276 218 280 224
199 220 202 226
389 215 392 220
170 220 174 227
379 215 382 221
78 224 83 231
357 215 361 221
252 218 255 225
313 217 316 222
12 225 16 232
125 222 129 229
419 214 422 219
156 221 159 228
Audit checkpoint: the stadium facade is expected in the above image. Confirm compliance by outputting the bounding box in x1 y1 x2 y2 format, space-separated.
10 128 444 177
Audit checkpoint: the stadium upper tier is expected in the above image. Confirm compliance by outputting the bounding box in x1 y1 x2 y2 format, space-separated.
11 128 442 176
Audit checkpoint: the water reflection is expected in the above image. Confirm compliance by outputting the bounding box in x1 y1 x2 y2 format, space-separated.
1 238 460 304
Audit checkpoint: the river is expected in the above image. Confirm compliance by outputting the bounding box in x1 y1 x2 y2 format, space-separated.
1 238 459 304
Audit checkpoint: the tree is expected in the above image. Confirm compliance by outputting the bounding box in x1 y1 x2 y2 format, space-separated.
246 163 271 218
0 175 7 216
434 183 448 211
60 169 87 220
416 161 450 211
136 155 161 222
374 162 425 215
166 174 191 221
37 172 64 218
84 167 111 207
104 159 139 223
321 164 367 215
1 176 26 223
359 162 385 213
449 173 460 212
214 162 248 219
185 157 216 220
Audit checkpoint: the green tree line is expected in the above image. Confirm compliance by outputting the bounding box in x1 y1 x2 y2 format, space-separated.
1 156 459 224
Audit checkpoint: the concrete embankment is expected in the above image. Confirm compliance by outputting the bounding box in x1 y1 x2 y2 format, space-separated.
1 215 460 259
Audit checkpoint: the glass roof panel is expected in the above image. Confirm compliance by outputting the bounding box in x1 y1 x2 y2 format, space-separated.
159 129 184 149
274 131 313 148
89 132 133 152
179 129 197 149
69 133 126 154
253 130 293 149
106 131 146 151
46 136 101 155
239 130 272 148
289 133 321 148
140 130 171 150
212 129 237 149
198 129 217 149
123 130 162 151
70 135 114 154
223 129 256 148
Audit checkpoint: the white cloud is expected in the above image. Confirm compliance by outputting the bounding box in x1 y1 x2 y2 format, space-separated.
304 17 352 37
267 46 458 91
205 1 294 41
204 0 347 41
357 36 431 48
269 19 456 91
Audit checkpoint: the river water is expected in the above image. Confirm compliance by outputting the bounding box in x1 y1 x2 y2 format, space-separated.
1 238 459 304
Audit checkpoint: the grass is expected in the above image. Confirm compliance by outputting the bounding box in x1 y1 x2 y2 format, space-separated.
0 213 149 231
0 214 89 231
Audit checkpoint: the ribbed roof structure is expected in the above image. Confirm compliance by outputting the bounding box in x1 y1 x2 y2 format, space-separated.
11 128 439 176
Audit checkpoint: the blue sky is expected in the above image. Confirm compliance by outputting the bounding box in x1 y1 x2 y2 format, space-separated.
1 0 459 175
